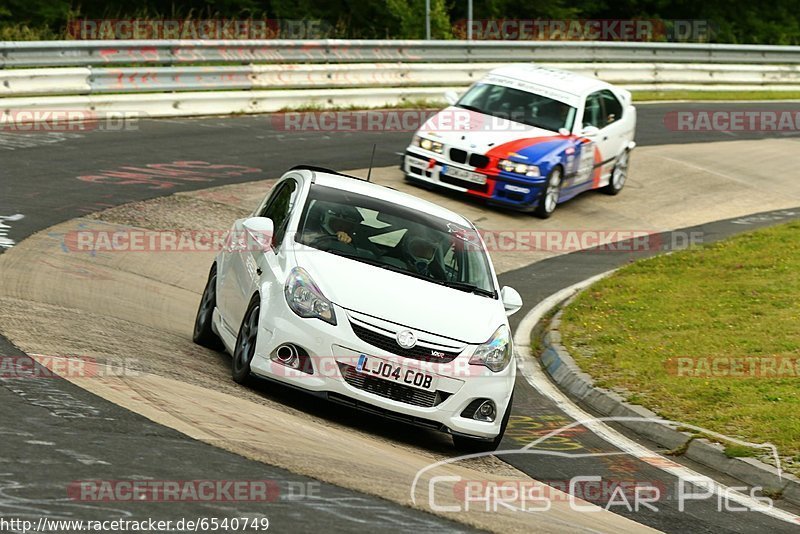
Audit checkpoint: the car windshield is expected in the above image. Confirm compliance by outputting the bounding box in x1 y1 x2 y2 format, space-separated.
456 82 577 132
295 185 496 297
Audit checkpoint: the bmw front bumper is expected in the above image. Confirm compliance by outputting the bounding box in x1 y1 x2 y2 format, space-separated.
402 148 548 212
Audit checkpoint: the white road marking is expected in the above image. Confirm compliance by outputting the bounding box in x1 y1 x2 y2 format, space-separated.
0 214 24 249
513 272 800 526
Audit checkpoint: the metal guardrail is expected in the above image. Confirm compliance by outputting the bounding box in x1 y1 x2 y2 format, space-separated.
3 62 800 97
3 40 800 68
0 40 799 121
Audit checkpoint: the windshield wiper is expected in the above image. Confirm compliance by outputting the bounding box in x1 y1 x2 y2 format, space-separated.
323 250 412 274
323 247 359 259
324 250 495 297
440 281 496 298
456 104 486 114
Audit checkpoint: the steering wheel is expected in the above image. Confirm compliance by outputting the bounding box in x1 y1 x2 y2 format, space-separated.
310 232 357 251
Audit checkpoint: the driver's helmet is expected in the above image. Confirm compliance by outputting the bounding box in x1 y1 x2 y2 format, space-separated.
319 204 359 236
404 228 440 275
503 90 529 120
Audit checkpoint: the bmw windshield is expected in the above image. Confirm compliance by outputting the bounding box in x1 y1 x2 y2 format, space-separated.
295 185 496 297
456 82 577 132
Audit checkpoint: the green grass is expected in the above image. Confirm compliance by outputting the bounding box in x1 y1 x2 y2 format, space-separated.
0 24 60 40
559 221 800 458
634 90 800 101
724 443 760 458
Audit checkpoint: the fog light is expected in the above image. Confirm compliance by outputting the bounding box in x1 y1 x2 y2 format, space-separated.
273 344 300 369
475 400 496 422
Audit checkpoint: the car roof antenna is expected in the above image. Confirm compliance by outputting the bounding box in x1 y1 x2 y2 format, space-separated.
366 144 376 182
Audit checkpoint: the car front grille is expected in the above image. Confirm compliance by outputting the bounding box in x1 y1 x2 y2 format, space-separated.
469 154 490 168
350 322 461 363
448 148 489 169
449 148 467 164
338 363 450 408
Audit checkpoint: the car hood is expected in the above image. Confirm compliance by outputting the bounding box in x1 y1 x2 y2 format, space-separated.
296 248 503 344
418 106 561 156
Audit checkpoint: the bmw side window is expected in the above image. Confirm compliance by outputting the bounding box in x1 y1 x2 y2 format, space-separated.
582 93 603 128
600 90 623 126
263 180 298 247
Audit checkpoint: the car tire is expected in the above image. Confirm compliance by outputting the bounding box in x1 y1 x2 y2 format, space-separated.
603 150 629 195
452 394 514 453
231 295 261 385
192 264 224 351
534 167 562 219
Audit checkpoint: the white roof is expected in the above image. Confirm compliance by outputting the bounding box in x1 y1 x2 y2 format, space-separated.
485 64 612 102
301 169 473 227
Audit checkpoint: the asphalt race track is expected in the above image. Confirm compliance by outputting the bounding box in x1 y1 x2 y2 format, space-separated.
1 102 799 533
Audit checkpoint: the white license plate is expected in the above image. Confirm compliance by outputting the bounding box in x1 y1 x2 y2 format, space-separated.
356 354 437 392
442 165 486 185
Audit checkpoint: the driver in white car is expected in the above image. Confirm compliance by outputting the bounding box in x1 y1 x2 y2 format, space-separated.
318 206 356 244
403 229 444 279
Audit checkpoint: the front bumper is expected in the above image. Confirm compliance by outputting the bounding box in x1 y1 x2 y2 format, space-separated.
248 293 515 440
402 148 548 212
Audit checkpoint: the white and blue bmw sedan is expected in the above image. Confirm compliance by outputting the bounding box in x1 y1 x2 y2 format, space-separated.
193 165 523 451
403 64 637 218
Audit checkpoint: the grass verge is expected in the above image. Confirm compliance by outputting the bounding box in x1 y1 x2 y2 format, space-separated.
559 221 800 460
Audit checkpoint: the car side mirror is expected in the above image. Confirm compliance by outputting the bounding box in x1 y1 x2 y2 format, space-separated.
500 286 523 316
581 125 600 137
242 216 274 252
444 90 459 105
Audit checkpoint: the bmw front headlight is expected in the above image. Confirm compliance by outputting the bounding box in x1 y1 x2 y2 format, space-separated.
498 159 540 177
414 135 444 154
469 325 512 372
284 267 336 325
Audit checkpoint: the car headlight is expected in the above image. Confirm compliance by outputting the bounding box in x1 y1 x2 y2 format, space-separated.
284 267 336 325
469 325 512 372
498 159 540 177
414 135 444 154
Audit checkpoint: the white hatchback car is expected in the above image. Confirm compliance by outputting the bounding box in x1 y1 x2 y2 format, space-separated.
193 166 523 451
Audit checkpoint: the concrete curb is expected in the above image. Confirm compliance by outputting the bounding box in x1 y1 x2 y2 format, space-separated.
538 294 800 506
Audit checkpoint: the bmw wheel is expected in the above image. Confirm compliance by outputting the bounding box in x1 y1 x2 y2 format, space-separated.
232 295 260 384
193 265 223 350
534 167 563 219
603 150 629 195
